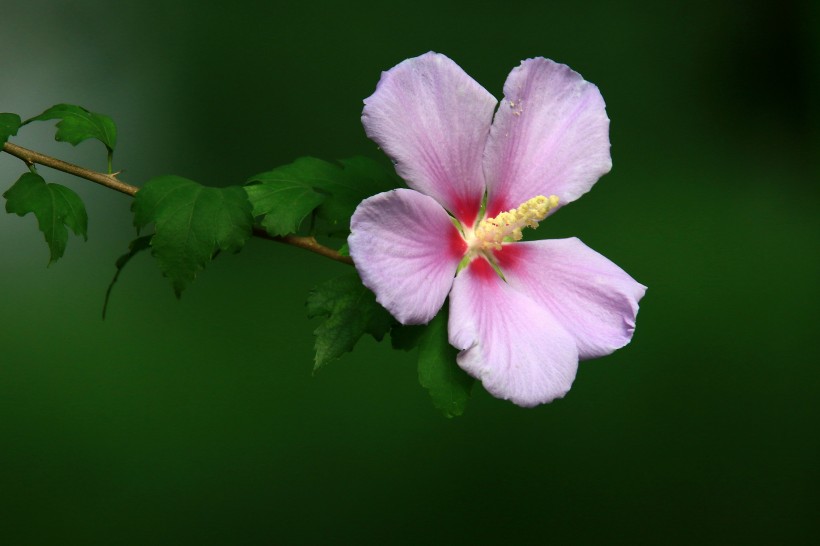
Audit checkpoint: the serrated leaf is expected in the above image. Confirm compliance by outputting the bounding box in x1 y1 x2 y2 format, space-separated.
132 176 253 296
245 156 400 238
3 172 87 264
313 156 401 236
245 157 331 236
102 235 152 319
418 308 474 418
306 272 394 371
26 104 117 152
0 113 21 145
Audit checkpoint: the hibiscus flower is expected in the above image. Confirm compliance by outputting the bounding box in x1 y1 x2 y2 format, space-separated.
348 52 646 407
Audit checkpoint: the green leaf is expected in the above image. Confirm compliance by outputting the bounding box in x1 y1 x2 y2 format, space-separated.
132 176 253 296
3 172 88 264
418 308 474 418
26 104 117 152
102 235 152 319
0 113 21 145
246 156 401 238
306 272 394 371
245 157 331 236
313 156 401 236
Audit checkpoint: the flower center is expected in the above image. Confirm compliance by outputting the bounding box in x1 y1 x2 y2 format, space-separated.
469 195 559 251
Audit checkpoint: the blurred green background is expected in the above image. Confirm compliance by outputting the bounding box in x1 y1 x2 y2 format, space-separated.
1 1 818 544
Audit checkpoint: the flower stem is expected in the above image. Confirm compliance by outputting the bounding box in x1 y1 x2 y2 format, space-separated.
1 141 354 266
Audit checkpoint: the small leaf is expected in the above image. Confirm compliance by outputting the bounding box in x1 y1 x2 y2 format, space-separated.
26 104 117 152
245 157 331 236
418 308 474 418
132 176 253 296
0 113 22 145
306 272 394 371
337 242 350 257
102 235 152 318
313 156 401 236
3 172 88 264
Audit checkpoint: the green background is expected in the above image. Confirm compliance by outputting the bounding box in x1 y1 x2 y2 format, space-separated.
2 1 818 544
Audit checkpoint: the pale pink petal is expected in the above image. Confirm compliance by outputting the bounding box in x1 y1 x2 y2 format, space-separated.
349 189 465 325
483 58 612 217
495 239 646 360
448 258 579 407
362 52 497 226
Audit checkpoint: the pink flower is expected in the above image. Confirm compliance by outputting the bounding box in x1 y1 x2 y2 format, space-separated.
348 52 646 407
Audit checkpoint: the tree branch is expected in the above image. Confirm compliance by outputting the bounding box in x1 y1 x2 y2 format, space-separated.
1 141 354 266
3 141 138 196
253 229 353 265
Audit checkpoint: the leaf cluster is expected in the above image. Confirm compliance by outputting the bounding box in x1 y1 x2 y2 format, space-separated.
305 275 475 416
2 105 110 262
2 104 476 417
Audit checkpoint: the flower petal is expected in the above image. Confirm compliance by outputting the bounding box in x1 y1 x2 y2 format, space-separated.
448 258 579 407
349 188 465 325
495 239 646 360
362 52 497 226
483 58 612 217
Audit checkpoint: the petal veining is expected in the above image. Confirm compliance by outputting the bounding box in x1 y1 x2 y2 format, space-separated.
483 58 612 217
495 239 646 360
362 52 496 226
448 258 579 407
349 189 465 325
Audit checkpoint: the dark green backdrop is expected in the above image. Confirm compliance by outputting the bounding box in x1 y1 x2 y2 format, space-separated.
2 1 818 544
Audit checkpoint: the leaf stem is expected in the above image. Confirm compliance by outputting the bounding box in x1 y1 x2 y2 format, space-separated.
1 141 354 266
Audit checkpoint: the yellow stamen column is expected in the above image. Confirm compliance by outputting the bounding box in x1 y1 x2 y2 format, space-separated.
472 195 560 251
